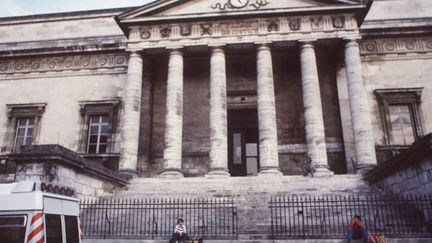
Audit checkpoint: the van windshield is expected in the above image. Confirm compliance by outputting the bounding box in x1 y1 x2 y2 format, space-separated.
0 216 27 243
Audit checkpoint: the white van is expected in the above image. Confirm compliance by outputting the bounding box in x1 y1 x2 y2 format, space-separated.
0 181 83 243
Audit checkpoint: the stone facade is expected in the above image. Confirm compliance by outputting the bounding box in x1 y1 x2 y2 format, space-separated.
0 0 431 180
365 134 432 196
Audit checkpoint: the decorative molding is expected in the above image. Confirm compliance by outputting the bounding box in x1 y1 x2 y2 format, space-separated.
127 14 357 49
211 0 270 11
0 53 128 75
360 37 432 55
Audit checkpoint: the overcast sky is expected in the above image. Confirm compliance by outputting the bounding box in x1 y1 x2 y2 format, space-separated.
0 0 155 17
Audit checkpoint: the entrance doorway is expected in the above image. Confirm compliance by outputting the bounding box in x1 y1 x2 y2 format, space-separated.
228 109 259 176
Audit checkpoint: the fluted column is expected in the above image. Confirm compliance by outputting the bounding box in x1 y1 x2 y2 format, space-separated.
207 47 230 177
256 44 282 176
344 38 377 172
160 49 184 178
299 41 334 177
120 51 143 175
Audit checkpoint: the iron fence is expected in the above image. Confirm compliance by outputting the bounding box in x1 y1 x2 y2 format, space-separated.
270 194 432 239
80 197 238 240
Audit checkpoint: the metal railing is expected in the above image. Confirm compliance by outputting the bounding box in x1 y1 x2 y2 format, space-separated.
80 197 238 240
270 194 432 239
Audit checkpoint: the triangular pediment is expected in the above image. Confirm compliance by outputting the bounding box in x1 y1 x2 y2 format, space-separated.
118 0 366 22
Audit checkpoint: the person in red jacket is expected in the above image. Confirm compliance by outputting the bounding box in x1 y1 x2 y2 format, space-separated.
346 215 369 243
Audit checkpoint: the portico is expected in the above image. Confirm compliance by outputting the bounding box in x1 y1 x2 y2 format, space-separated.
116 0 377 177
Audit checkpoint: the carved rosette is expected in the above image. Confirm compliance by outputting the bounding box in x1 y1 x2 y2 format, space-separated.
0 54 128 75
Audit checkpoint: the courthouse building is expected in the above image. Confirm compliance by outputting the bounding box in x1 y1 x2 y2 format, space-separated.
0 0 431 181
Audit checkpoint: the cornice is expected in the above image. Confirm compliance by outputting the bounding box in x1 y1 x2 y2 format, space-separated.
0 7 133 26
0 36 127 57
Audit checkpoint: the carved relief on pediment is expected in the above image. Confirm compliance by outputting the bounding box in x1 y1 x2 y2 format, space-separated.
310 16 324 30
211 0 270 11
288 18 301 31
332 16 345 29
267 20 279 32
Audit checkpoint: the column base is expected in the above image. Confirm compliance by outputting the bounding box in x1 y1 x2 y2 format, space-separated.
159 168 184 179
313 166 334 177
258 167 283 176
118 169 138 179
355 164 376 174
205 168 230 178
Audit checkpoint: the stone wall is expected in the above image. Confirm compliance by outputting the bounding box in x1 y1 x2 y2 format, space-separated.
0 54 128 154
4 145 128 198
365 134 432 196
15 162 118 198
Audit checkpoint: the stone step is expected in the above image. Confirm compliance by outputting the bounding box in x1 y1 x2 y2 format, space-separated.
114 175 374 198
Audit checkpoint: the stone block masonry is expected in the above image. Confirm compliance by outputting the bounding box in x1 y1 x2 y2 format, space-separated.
365 133 432 196
6 145 128 198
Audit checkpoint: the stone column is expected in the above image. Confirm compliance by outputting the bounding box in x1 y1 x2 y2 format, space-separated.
256 44 282 176
344 38 377 171
207 47 230 177
160 49 184 178
299 41 334 177
120 51 143 176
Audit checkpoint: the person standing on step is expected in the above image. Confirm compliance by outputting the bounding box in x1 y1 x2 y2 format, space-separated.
170 217 189 243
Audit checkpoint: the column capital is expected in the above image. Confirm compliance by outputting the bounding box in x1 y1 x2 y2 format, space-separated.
167 48 183 56
343 36 362 44
128 50 143 57
298 38 317 44
210 46 225 54
298 40 317 50
256 43 272 51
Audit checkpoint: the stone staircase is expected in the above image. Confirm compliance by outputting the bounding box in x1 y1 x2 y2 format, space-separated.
110 175 375 241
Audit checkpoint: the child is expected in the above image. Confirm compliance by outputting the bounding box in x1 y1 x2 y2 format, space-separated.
171 217 188 243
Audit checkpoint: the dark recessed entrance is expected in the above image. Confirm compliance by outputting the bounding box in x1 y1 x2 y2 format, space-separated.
228 109 259 176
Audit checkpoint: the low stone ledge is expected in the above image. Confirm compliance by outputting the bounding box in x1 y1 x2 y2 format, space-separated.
364 133 432 195
7 144 129 188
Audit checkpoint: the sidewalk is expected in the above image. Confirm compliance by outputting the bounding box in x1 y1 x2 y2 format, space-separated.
84 239 432 243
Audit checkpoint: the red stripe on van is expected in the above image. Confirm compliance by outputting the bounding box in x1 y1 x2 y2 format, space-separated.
31 212 43 224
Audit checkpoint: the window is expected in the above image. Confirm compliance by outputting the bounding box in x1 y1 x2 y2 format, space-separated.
65 216 79 243
45 214 62 243
15 117 35 147
87 115 109 153
79 100 120 154
388 105 415 145
4 103 46 152
374 88 424 146
0 215 26 243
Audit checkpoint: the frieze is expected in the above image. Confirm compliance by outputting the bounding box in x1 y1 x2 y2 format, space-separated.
128 14 356 46
220 21 259 36
360 38 432 55
0 54 128 75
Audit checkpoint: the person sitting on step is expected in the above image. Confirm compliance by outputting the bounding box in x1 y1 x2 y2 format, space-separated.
303 156 316 177
346 215 369 243
170 217 189 243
